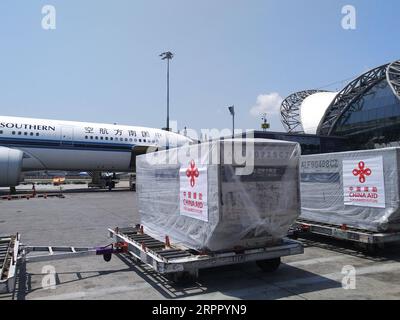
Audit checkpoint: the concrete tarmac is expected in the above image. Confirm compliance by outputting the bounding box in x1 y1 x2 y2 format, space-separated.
1 185 400 300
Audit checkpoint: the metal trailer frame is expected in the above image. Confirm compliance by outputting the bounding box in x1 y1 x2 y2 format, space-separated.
21 246 99 263
0 225 302 293
0 235 101 294
0 234 20 294
292 219 400 253
108 226 304 281
0 240 131 294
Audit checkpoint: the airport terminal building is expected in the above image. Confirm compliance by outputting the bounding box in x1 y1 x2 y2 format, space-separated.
278 59 400 153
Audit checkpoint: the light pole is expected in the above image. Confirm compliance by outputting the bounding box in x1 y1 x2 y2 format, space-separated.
159 51 174 131
228 105 235 139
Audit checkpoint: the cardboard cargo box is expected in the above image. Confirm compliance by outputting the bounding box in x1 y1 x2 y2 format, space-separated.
300 147 400 232
137 139 301 252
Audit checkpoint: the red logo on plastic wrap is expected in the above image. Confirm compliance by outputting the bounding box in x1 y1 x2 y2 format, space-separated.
352 161 372 184
186 160 199 187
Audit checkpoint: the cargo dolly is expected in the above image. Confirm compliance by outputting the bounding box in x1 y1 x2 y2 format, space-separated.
0 234 20 294
108 225 304 283
291 219 400 254
0 225 302 293
0 235 131 294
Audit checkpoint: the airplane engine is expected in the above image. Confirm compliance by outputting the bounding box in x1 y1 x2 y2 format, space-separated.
0 147 24 187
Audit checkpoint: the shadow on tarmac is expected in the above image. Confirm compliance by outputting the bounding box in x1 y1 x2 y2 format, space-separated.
114 253 341 300
295 233 400 263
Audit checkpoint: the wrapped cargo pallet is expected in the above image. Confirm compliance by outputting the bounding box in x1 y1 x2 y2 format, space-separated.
300 147 400 232
137 139 301 252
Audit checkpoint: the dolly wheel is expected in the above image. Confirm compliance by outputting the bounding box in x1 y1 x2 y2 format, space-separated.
356 243 381 256
256 257 281 272
167 271 198 285
103 253 112 262
364 243 380 256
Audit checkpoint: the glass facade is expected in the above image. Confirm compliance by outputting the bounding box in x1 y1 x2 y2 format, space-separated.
331 79 400 150
235 131 348 155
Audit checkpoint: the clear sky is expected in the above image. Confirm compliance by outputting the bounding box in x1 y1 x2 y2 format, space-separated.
0 0 399 135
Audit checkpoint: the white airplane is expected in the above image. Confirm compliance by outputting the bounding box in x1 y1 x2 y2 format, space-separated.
0 115 192 187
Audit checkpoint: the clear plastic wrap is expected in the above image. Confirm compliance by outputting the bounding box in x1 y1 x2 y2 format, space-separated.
137 139 301 252
300 147 400 232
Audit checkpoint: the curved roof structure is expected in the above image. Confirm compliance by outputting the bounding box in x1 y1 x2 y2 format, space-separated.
387 60 400 99
281 59 400 139
280 90 327 133
317 63 390 136
300 92 338 135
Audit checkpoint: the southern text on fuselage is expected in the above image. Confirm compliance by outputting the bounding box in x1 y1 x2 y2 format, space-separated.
0 122 56 131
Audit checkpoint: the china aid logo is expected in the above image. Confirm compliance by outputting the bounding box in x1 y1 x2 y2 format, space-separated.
186 160 199 187
352 161 372 184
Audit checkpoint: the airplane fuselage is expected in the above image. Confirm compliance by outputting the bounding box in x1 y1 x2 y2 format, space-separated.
0 116 190 172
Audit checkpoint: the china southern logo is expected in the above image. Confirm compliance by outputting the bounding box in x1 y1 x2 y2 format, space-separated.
352 161 372 183
186 160 199 187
